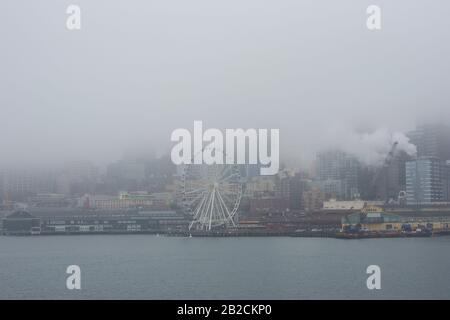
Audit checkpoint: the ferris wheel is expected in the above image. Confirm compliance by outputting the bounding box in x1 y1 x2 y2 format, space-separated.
180 152 244 231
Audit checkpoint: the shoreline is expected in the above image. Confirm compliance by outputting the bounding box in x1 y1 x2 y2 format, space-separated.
2 229 448 239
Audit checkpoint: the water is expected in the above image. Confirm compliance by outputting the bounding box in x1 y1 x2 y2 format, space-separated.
0 235 449 299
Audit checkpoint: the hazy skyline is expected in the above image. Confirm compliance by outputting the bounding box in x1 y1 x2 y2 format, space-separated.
1 0 450 168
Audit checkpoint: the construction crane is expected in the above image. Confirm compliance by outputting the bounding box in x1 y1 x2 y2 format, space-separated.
371 141 399 201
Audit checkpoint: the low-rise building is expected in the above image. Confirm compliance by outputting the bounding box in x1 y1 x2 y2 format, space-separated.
249 197 289 215
303 188 325 211
78 191 174 210
341 205 450 234
2 210 41 235
323 199 384 211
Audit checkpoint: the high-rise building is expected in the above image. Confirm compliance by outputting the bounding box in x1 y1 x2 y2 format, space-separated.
274 171 306 210
406 157 444 206
0 169 58 201
443 161 450 202
408 123 450 161
288 173 307 210
316 150 360 200
56 161 99 195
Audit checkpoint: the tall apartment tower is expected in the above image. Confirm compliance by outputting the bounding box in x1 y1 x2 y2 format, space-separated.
406 123 450 206
408 123 450 161
406 157 444 206
443 161 450 202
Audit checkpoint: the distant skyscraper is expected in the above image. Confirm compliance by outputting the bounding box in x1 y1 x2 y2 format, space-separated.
443 161 450 202
0 169 58 201
316 150 360 200
406 157 444 206
408 123 450 161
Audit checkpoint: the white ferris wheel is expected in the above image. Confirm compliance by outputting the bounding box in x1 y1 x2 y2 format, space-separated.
180 151 244 231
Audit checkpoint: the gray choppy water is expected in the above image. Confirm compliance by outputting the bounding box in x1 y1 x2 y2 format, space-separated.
0 235 449 299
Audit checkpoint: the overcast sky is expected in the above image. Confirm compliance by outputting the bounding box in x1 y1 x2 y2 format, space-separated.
1 0 450 168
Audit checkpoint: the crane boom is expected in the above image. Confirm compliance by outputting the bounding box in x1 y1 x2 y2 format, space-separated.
371 141 399 200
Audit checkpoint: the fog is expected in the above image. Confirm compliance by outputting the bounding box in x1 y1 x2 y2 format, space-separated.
1 0 450 169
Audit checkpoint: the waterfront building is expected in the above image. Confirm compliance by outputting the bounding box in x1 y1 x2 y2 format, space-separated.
324 199 368 211
249 197 289 215
79 191 174 210
2 210 41 235
2 209 189 235
29 193 69 207
341 206 450 234
342 209 403 232
119 191 174 209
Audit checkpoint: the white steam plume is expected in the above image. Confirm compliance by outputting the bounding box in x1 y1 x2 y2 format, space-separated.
314 126 417 167
345 128 417 166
